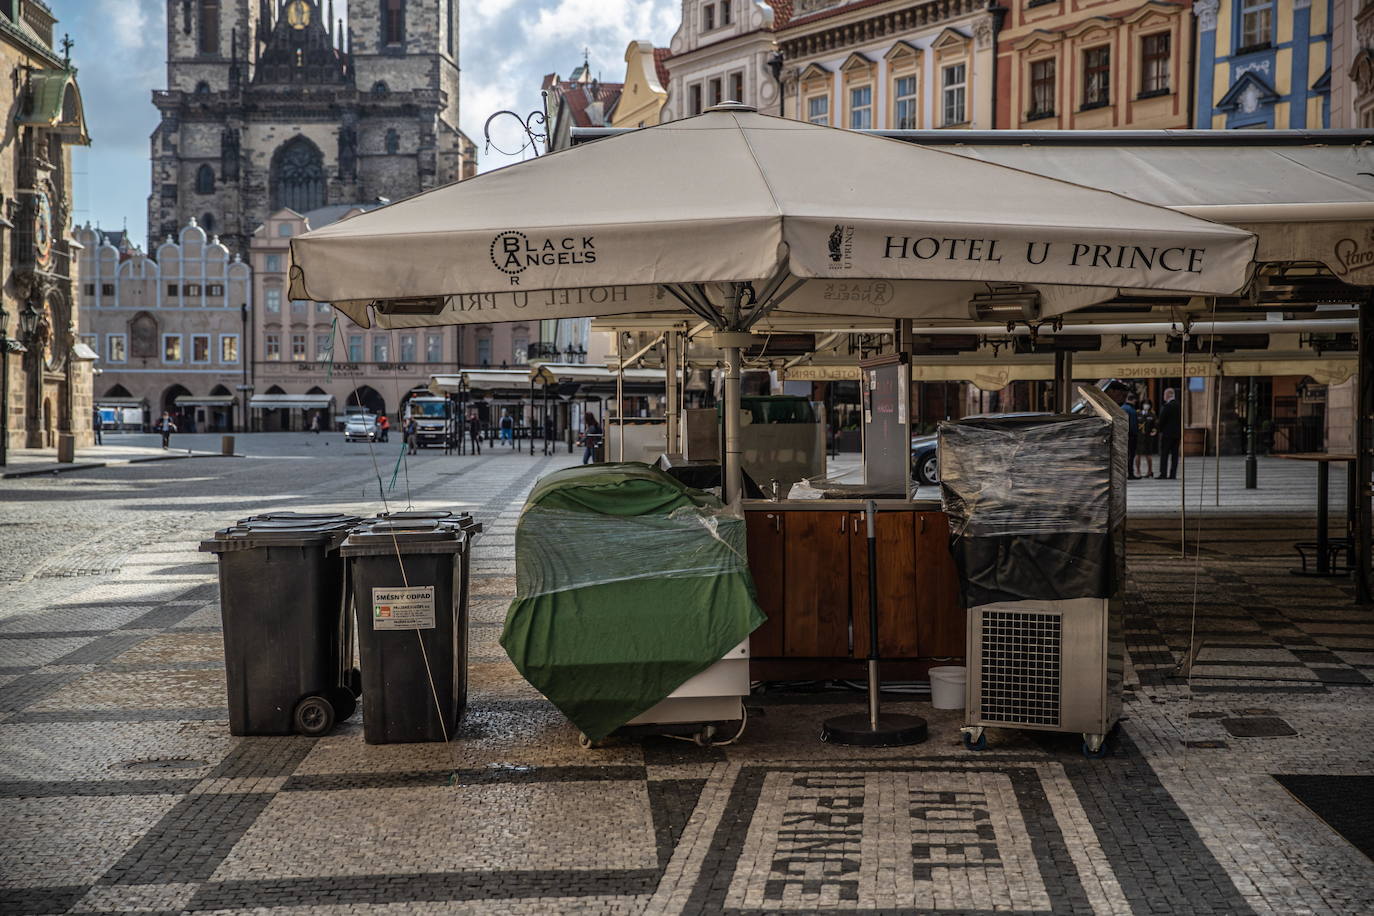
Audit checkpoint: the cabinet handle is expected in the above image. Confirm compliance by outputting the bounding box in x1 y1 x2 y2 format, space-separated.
773 513 780 532
920 514 926 534
840 514 846 533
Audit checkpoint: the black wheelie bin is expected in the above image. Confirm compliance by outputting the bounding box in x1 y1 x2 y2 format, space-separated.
200 514 360 737
342 518 472 743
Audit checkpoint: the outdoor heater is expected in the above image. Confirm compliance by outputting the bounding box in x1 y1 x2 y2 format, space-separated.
940 386 1126 757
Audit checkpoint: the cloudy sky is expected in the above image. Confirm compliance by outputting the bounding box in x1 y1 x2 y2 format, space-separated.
66 0 679 245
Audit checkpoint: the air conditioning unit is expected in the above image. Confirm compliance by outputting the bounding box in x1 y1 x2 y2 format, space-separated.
964 597 1123 754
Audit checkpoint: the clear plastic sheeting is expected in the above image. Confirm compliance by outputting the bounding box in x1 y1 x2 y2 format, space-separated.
515 505 748 598
940 417 1113 538
939 387 1127 605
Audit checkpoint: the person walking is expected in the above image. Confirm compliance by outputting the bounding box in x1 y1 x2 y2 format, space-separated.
92 407 103 446
1137 399 1158 478
1122 392 1140 479
581 412 602 465
468 411 482 455
155 411 177 450
377 414 390 443
1158 387 1181 479
405 417 418 455
500 410 514 447
310 412 322 434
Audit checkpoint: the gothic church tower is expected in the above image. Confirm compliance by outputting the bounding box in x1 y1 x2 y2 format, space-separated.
149 1 475 254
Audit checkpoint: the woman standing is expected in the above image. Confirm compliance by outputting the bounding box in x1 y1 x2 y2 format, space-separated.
155 411 177 450
581 412 602 465
1136 399 1158 478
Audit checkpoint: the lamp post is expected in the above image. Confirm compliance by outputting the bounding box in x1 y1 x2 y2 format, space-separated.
482 92 549 159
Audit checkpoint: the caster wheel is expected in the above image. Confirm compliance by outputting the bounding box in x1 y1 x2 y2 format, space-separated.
693 725 717 747
1082 735 1108 759
325 686 356 723
578 733 594 750
962 731 987 752
293 695 336 736
345 667 363 698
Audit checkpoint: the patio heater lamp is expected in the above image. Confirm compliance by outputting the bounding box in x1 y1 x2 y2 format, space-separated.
821 501 928 747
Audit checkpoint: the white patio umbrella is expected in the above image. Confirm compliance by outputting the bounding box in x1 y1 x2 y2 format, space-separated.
289 103 1256 501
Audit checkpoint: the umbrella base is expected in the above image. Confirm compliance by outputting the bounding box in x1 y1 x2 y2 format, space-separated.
820 712 928 747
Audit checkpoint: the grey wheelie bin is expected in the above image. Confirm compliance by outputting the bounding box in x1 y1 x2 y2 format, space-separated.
199 514 361 737
341 519 472 743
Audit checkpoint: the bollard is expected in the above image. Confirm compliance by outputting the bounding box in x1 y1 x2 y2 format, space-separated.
57 434 75 464
221 435 235 456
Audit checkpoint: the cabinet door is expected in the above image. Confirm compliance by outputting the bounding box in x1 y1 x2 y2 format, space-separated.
915 512 964 657
745 510 786 657
782 511 851 656
851 511 920 658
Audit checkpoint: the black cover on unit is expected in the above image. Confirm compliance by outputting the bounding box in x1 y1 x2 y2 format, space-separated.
939 393 1126 606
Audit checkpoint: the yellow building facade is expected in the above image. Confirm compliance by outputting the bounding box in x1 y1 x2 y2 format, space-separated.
611 42 670 128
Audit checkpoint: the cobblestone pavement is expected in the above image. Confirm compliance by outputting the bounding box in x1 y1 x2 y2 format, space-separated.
1 439 1371 915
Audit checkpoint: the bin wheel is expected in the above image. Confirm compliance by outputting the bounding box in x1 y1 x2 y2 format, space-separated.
325 686 356 723
693 725 717 747
961 728 987 752
294 695 336 736
345 667 363 699
577 732 596 750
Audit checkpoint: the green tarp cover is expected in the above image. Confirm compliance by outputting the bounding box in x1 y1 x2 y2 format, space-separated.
500 463 764 740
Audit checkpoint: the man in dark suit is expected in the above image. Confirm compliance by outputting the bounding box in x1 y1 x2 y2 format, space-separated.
1158 387 1181 479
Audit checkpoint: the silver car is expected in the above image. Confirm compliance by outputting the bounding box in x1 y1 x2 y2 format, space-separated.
344 413 377 442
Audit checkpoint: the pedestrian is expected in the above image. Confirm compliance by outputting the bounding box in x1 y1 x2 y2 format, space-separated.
543 413 555 455
1137 399 1158 478
377 414 390 443
468 411 482 455
1158 387 1181 479
500 410 514 447
155 411 177 450
580 412 602 465
92 406 103 446
310 412 321 434
405 417 418 455
1122 392 1140 479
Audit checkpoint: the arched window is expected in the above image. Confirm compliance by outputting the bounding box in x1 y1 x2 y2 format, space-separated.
195 164 214 194
382 0 405 46
371 81 389 94
194 81 212 95
384 129 400 154
199 0 219 55
201 212 216 235
270 137 326 213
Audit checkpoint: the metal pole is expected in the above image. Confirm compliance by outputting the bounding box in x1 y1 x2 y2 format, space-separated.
865 499 881 731
1180 337 1189 557
1214 368 1223 507
616 367 625 461
1356 296 1373 601
240 303 248 433
528 380 535 455
665 330 680 456
1245 375 1259 488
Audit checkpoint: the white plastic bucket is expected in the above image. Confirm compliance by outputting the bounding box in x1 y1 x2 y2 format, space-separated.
928 665 967 710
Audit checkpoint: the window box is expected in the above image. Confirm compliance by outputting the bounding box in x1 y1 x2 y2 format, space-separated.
1234 42 1272 57
1136 88 1172 101
1078 100 1110 112
1025 109 1056 121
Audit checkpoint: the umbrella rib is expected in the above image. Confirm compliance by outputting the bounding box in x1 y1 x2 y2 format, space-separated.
663 283 723 326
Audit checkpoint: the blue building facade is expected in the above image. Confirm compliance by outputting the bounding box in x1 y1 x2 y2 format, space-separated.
1194 0 1332 128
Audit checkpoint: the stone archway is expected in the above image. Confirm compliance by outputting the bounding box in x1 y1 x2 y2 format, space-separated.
347 385 385 416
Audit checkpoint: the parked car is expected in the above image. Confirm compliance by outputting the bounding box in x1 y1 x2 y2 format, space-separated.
344 413 377 442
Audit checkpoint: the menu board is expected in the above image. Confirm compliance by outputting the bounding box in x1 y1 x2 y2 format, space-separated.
860 355 910 495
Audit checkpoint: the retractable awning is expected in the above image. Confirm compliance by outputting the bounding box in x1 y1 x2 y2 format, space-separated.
430 370 531 393
95 397 147 407
249 394 334 410
174 396 236 407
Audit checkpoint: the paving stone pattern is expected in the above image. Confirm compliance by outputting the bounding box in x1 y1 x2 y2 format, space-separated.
0 441 1371 914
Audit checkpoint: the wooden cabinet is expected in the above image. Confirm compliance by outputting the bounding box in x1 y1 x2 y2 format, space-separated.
743 506 963 666
781 511 851 656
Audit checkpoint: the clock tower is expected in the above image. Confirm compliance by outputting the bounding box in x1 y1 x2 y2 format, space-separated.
149 1 475 254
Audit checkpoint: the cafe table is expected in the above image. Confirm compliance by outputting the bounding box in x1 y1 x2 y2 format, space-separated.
1275 452 1356 576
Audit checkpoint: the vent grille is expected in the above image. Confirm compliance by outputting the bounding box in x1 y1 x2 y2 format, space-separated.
979 610 1062 726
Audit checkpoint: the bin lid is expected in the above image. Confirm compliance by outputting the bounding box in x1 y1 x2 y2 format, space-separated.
379 509 453 520
244 511 362 524
340 519 466 556
375 509 482 536
200 516 358 552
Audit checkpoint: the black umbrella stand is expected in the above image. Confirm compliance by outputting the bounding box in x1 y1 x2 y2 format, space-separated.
821 500 929 747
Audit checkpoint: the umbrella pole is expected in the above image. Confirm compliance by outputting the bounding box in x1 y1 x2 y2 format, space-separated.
722 342 743 504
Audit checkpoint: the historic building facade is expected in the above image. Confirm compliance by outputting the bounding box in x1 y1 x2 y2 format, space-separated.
997 0 1196 129
147 0 477 256
1331 0 1374 126
661 1 787 121
1 0 92 455
76 220 251 433
1194 0 1331 128
610 41 672 128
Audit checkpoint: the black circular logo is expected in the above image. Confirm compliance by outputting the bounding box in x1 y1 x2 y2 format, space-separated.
491 230 528 275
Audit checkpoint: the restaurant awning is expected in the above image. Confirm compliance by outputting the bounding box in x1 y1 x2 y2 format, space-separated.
430 370 531 393
95 397 147 407
174 396 236 407
248 394 335 410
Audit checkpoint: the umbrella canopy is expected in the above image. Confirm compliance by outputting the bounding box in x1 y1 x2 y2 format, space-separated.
289 104 1256 331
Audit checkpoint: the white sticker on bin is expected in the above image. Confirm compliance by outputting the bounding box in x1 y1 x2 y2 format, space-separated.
371 586 436 630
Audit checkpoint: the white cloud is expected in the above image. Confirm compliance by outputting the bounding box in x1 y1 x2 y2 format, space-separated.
100 0 153 51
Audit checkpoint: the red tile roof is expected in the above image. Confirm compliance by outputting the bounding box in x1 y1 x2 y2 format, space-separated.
653 46 672 87
778 0 896 31
766 0 794 27
551 79 625 128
